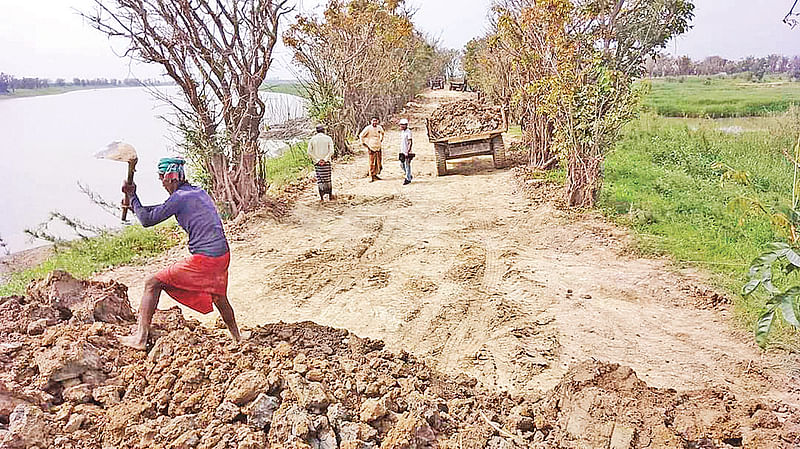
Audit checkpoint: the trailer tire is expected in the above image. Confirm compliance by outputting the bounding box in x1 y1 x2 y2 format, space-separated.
492 135 506 169
435 143 447 176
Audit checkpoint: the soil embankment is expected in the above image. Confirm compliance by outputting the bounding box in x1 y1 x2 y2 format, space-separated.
1 271 799 448
61 89 800 447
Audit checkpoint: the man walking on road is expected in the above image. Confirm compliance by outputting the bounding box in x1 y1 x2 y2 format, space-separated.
359 116 385 182
308 124 336 201
119 157 242 350
398 118 414 185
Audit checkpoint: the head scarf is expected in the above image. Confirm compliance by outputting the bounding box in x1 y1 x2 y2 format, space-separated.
158 157 185 181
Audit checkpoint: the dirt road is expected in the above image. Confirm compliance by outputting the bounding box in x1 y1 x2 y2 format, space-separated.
100 90 799 406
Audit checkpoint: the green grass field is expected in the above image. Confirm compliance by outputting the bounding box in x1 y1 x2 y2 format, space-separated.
0 85 121 100
260 82 308 98
642 76 800 118
600 95 800 347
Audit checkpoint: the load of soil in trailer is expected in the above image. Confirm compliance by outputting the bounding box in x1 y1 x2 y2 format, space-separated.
2 271 799 448
427 100 504 141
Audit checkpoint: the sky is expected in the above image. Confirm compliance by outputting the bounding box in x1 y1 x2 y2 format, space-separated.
0 0 798 81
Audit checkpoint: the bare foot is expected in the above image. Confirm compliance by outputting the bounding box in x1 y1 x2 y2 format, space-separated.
119 334 147 351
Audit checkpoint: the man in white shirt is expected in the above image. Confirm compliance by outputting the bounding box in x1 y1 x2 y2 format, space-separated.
398 118 414 185
307 124 336 201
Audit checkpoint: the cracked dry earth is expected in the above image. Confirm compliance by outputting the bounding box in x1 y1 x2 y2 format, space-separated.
96 90 800 446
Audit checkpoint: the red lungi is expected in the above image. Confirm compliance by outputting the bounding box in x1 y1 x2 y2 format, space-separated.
155 252 230 314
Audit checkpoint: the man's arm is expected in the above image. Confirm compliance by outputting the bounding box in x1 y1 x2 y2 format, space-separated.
326 137 335 161
130 193 182 227
359 127 369 148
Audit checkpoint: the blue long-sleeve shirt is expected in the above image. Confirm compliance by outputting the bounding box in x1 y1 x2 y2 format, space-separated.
131 184 229 257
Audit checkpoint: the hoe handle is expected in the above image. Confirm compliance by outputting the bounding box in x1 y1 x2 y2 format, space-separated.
121 159 137 222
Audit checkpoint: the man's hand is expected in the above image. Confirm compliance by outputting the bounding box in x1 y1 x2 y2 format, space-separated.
122 181 137 196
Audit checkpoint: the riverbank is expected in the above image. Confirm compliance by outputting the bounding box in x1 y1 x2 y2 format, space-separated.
0 224 182 296
0 245 53 282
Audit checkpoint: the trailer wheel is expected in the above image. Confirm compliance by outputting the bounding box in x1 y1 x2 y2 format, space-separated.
492 135 506 169
434 143 447 176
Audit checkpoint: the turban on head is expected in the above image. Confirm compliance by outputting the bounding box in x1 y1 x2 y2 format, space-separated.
158 157 185 180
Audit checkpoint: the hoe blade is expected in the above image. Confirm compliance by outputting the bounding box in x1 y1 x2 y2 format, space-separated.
95 141 138 163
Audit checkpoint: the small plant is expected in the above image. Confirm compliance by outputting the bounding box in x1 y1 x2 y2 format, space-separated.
742 133 800 347
743 240 800 347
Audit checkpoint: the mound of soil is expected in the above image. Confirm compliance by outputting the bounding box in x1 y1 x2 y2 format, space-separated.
1 272 798 448
426 101 503 140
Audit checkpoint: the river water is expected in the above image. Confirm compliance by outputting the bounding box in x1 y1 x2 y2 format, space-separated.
0 86 306 254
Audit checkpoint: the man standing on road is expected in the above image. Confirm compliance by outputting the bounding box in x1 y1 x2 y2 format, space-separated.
398 118 414 185
119 157 242 350
359 116 385 182
308 124 336 201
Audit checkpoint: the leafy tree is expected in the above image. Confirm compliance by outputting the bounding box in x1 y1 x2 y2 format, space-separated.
0 73 10 94
284 0 442 153
83 0 291 216
515 0 694 207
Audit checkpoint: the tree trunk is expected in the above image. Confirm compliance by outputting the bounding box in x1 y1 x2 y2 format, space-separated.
566 151 603 208
526 113 555 169
329 123 350 158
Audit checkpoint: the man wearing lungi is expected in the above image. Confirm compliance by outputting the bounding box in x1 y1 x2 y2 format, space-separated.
359 116 385 182
119 157 241 350
307 124 336 201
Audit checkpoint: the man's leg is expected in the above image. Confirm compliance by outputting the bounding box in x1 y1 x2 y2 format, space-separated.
212 294 242 342
120 276 164 350
369 151 380 180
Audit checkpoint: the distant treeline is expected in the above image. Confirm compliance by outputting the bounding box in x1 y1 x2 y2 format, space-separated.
0 73 174 93
646 54 800 81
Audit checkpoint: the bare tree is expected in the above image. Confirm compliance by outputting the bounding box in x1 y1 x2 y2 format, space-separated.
786 0 800 28
82 0 291 216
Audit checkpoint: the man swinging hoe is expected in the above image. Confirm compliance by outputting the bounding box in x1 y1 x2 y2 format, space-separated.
120 157 241 350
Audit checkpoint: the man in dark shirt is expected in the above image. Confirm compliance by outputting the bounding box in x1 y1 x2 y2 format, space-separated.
120 157 241 350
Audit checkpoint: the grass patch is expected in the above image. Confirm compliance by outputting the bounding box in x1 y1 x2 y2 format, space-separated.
262 142 313 189
260 82 308 98
601 112 800 348
0 86 119 100
642 76 800 118
0 223 181 296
